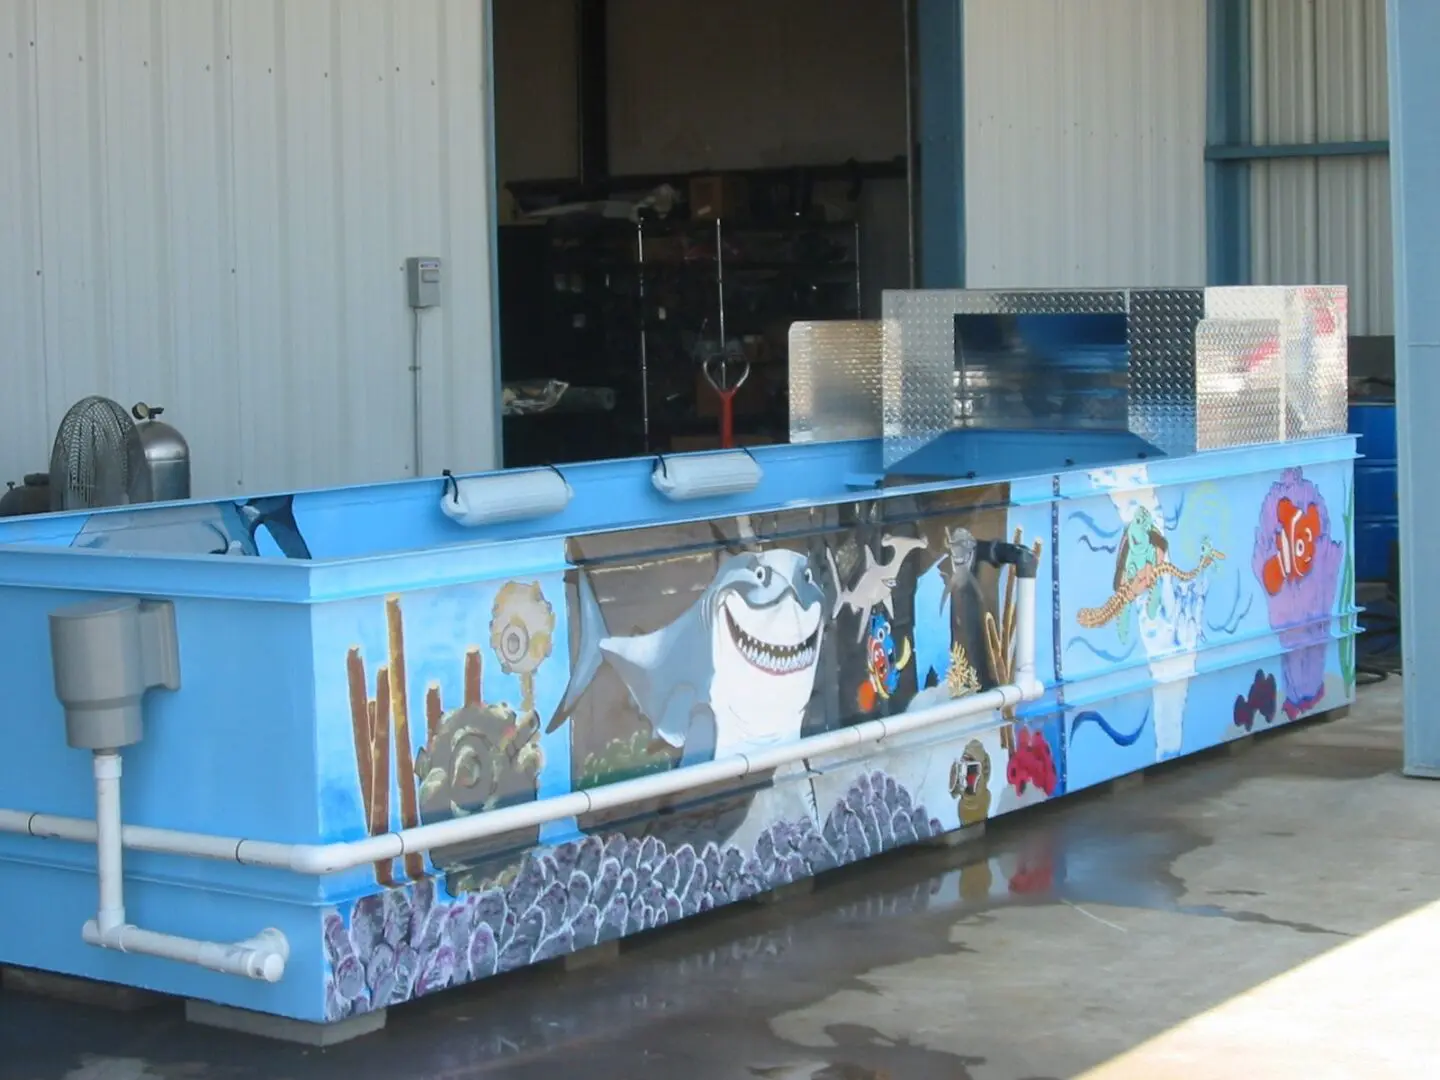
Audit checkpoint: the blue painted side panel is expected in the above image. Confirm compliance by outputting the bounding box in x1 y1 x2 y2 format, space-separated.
0 588 325 1019
0 436 1357 1024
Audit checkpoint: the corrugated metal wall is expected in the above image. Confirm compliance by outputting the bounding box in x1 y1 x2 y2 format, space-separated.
963 0 1208 289
0 0 497 499
1250 0 1392 335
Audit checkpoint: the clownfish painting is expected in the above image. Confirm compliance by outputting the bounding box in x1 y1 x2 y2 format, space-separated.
1262 497 1321 596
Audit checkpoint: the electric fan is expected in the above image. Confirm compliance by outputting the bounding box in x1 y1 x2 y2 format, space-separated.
47 396 154 511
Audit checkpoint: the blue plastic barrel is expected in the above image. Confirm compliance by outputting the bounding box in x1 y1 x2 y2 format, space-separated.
1349 401 1398 582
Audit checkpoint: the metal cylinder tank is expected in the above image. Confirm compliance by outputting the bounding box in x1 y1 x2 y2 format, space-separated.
0 473 52 517
131 403 191 503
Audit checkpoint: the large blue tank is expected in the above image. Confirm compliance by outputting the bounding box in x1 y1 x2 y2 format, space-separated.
1349 400 1398 582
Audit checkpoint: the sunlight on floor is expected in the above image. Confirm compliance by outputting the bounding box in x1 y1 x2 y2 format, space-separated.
1076 892 1440 1079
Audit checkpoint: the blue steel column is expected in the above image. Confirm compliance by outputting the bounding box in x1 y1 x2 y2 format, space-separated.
485 0 506 469
916 0 965 289
1387 0 1440 777
1205 0 1252 285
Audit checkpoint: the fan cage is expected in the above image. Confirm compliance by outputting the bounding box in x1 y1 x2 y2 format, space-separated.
48 396 154 512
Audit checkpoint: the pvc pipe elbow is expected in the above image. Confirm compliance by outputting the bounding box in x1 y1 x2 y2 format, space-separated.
82 920 289 982
287 844 342 876
1016 677 1047 703
284 841 375 877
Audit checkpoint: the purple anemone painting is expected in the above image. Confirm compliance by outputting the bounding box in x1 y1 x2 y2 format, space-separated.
1251 468 1344 719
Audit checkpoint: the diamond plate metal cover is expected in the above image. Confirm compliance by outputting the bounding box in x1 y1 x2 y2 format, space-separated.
1204 285 1349 441
788 321 884 444
1194 317 1284 450
880 289 1140 466
1127 290 1207 455
880 288 1212 465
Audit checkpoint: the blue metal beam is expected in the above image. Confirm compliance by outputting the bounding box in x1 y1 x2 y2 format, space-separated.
917 0 965 289
1206 0 1252 286
485 0 505 471
1387 0 1440 778
1206 140 1389 161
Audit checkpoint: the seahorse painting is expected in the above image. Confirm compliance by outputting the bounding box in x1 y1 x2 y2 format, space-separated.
1077 507 1227 639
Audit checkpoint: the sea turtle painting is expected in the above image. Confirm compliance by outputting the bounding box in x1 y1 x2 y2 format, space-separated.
1111 507 1169 642
1077 507 1227 640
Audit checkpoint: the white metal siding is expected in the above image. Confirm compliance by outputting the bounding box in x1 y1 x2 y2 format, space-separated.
963 0 1208 289
1251 0 1392 335
0 0 497 499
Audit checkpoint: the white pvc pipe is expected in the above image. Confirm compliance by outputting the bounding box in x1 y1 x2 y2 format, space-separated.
93 752 125 935
76 750 289 982
1014 576 1042 697
0 561 1042 895
81 922 288 982
0 683 1036 878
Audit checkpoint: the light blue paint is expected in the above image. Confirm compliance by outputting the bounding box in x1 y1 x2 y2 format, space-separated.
1064 694 1157 792
1206 0 1252 286
0 433 1357 1023
891 429 1162 481
917 0 965 288
1387 0 1440 777
914 563 952 686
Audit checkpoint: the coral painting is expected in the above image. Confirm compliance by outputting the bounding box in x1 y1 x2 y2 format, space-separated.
1233 669 1280 732
345 589 553 882
322 770 945 1020
1251 469 1344 718
345 597 425 884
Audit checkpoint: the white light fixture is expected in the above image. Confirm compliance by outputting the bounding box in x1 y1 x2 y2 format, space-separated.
651 450 763 501
439 468 573 527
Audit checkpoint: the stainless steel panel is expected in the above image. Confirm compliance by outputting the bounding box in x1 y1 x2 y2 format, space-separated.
1127 289 1208 456
879 290 964 467
881 289 1137 468
1194 318 1284 450
787 321 885 444
879 287 1208 466
1286 285 1350 440
869 285 1346 470
1204 285 1350 441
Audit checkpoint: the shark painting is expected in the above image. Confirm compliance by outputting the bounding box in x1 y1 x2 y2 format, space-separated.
69 496 312 559
826 535 929 641
937 525 979 615
548 548 826 765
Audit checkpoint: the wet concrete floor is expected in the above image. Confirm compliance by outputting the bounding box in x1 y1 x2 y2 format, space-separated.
2 678 1432 1080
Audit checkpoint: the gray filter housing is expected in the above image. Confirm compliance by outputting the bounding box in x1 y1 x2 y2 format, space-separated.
49 598 181 751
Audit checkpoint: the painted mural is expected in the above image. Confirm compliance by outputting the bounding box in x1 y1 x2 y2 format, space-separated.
1059 459 1354 793
1252 468 1346 719
318 458 1356 1021
317 487 1074 1020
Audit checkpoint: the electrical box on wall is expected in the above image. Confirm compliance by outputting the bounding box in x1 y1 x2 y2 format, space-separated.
406 257 442 309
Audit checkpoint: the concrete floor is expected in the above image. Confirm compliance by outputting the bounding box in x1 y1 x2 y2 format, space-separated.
2 677 1434 1080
